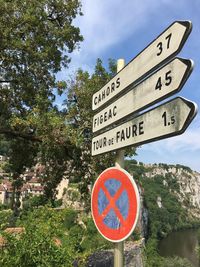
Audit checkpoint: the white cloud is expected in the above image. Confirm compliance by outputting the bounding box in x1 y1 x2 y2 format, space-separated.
76 0 162 55
58 0 200 77
140 126 200 154
69 0 175 74
76 0 198 56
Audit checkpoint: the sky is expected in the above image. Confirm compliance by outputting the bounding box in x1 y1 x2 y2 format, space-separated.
57 0 200 172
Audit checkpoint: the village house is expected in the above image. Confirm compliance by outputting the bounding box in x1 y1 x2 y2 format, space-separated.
0 155 8 162
28 185 44 196
22 171 35 182
27 177 42 187
0 180 13 205
0 175 44 206
0 184 6 204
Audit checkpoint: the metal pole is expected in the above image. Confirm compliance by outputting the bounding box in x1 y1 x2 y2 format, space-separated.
114 58 125 267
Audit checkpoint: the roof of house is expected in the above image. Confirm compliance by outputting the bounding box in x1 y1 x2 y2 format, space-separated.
2 180 12 186
4 227 25 234
53 237 62 247
0 185 5 191
35 163 45 174
4 185 13 192
28 177 41 184
24 171 35 177
31 186 44 192
2 180 12 191
0 181 13 192
21 184 31 191
0 227 25 248
0 235 6 247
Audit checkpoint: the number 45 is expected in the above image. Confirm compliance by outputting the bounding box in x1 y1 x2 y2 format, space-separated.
155 70 172 90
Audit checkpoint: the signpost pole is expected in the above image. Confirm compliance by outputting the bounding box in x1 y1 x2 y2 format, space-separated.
114 59 125 267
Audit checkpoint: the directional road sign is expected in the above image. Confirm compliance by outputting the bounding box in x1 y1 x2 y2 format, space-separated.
92 58 193 133
91 167 140 242
92 97 197 156
92 21 192 111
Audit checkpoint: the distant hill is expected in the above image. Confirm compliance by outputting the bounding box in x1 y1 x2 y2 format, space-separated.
125 160 200 238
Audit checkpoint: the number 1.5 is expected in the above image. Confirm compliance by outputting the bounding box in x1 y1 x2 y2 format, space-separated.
162 111 175 126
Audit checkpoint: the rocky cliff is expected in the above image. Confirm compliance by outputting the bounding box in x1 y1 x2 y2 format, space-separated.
143 163 200 218
125 161 200 239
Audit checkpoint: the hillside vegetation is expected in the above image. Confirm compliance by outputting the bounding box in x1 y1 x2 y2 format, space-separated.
125 160 200 266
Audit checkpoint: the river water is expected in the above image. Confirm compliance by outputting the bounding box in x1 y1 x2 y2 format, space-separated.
158 229 200 267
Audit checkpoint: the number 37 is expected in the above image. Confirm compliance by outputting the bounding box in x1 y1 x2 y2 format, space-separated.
157 33 172 56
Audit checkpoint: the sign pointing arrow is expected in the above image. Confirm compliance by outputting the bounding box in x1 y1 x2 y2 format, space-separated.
92 97 197 156
92 21 192 111
92 58 193 133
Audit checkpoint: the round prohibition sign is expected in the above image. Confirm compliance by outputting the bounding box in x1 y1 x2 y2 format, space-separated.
91 167 140 242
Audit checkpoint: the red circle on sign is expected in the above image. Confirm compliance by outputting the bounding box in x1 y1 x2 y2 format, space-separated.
91 167 140 242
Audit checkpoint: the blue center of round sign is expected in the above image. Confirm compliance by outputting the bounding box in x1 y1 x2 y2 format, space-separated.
98 178 129 229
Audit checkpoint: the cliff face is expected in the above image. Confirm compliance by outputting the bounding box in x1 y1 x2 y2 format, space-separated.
144 164 200 218
125 161 200 239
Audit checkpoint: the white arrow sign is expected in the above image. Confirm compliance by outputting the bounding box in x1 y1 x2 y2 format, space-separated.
92 58 193 133
92 21 192 111
92 97 197 156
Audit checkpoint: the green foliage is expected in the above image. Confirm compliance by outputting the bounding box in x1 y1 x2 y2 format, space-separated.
125 159 147 180
62 213 112 253
81 218 112 251
0 209 74 267
197 228 200 242
144 238 163 267
67 187 81 202
0 0 83 96
0 203 10 211
141 174 186 238
0 210 13 230
0 207 114 266
175 164 192 173
8 139 38 176
0 137 10 155
22 195 48 210
62 209 78 230
158 163 169 170
53 199 63 208
131 228 141 241
161 256 193 267
196 244 200 260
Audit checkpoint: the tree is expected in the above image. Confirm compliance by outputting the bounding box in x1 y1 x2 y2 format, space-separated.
1 1 135 204
0 0 83 136
0 0 83 203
